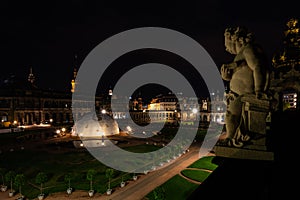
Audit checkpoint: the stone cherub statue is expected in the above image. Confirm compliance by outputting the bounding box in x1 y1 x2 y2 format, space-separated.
219 26 271 147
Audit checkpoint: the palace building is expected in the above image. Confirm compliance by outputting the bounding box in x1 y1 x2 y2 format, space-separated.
0 67 107 128
0 65 225 129
0 69 74 127
270 18 300 111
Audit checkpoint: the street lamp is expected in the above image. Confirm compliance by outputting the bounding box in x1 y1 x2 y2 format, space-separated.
61 127 66 136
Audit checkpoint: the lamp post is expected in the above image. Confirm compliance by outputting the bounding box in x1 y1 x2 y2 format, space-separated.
61 127 66 136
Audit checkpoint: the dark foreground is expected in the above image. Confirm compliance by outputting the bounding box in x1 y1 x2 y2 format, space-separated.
188 110 298 200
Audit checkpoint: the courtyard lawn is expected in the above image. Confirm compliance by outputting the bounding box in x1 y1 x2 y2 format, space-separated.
181 169 211 182
146 155 219 199
0 148 106 198
145 175 199 200
188 156 218 171
0 127 218 199
0 143 161 199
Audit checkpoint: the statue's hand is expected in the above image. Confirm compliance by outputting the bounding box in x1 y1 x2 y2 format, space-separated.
221 64 232 81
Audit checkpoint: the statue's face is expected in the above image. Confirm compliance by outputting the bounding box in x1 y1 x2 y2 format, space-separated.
224 35 237 55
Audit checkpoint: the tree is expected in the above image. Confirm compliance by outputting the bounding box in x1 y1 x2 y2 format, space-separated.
14 174 25 196
105 168 114 190
153 186 166 200
0 168 6 186
86 169 96 191
64 173 73 189
121 172 125 183
35 172 48 195
5 170 16 192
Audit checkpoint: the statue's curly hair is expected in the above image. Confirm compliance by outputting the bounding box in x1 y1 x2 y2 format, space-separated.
224 26 254 45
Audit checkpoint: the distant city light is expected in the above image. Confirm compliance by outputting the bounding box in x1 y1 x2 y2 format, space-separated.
126 126 132 132
192 108 198 114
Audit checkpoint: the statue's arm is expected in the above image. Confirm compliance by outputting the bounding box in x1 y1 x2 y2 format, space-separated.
221 61 239 81
220 64 233 81
243 46 267 97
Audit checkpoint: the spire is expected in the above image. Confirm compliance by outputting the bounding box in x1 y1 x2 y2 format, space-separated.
71 54 78 93
27 67 35 84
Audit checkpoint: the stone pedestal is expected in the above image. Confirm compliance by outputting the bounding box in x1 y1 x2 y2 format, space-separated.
213 146 274 160
214 94 274 161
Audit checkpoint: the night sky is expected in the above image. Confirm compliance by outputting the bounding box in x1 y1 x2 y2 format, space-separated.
1 1 299 99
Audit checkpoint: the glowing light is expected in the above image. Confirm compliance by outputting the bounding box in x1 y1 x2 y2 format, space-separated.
126 126 132 132
192 108 198 114
101 109 106 114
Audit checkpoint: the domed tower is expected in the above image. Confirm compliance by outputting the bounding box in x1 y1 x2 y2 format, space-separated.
270 18 300 111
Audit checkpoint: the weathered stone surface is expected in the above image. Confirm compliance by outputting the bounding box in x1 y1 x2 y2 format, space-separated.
213 146 274 160
216 26 274 159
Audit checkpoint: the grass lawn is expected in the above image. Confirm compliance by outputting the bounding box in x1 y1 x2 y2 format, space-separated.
0 127 217 199
145 175 199 200
181 169 211 182
146 155 219 199
188 156 218 171
0 143 162 199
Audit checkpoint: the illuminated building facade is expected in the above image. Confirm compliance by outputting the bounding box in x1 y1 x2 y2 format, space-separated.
1 60 226 128
271 18 300 111
146 91 226 125
0 70 74 127
0 68 104 127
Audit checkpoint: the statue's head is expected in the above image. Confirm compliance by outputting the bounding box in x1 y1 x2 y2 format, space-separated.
224 26 254 54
